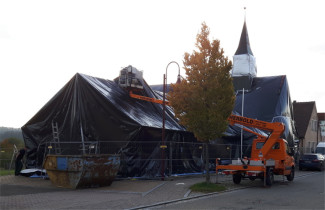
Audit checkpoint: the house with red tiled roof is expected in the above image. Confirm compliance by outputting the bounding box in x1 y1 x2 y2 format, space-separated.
293 101 322 154
318 113 325 142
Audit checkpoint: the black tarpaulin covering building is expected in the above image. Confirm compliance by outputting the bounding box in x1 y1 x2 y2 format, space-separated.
22 73 202 178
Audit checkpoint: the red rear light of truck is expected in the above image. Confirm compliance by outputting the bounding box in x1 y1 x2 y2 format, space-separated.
223 171 231 175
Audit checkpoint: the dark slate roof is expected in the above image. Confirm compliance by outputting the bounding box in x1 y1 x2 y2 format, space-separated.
293 101 315 138
235 21 254 55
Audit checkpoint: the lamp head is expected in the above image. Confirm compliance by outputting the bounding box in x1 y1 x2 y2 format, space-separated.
176 74 181 84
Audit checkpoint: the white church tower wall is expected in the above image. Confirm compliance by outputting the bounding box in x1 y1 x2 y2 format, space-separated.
232 54 257 77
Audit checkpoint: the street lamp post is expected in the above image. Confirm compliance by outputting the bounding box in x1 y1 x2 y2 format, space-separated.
161 61 181 181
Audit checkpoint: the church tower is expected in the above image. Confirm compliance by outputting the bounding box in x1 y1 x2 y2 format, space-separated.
232 20 257 91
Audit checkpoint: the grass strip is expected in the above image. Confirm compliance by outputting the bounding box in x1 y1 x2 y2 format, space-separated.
0 169 14 176
190 181 227 193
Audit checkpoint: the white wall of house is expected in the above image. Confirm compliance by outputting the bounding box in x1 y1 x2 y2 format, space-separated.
302 105 322 153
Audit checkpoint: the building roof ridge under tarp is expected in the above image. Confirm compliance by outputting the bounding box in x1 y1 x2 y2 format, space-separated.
26 72 185 131
22 71 190 147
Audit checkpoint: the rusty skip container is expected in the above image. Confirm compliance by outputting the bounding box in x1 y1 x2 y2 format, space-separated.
43 154 120 189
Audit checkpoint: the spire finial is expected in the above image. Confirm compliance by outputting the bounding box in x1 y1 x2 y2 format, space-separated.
244 6 246 22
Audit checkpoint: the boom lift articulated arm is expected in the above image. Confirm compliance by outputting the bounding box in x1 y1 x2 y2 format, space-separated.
118 65 171 106
228 115 285 158
129 90 170 106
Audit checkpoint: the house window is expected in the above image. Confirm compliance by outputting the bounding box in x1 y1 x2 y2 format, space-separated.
311 120 318 131
320 120 325 136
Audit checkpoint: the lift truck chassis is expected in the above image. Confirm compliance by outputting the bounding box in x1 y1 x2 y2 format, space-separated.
216 115 295 187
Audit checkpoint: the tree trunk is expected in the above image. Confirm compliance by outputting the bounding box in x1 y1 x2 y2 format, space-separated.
205 142 210 183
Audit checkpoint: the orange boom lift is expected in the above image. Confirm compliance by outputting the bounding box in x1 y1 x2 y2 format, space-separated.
216 114 295 187
118 66 170 106
129 90 170 106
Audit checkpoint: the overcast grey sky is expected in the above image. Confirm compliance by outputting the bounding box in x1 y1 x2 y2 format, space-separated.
0 0 324 128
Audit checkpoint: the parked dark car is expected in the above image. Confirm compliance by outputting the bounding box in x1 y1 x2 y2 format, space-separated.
299 153 324 171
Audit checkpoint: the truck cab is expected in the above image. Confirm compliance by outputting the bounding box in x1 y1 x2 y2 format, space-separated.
251 138 294 176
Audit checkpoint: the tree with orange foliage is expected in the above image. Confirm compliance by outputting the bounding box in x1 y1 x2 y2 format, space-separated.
168 22 235 183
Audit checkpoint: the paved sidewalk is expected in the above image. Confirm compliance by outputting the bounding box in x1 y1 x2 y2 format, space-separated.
0 171 299 210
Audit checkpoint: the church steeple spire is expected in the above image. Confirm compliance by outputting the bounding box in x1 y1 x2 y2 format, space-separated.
231 7 257 90
235 21 254 56
231 16 257 82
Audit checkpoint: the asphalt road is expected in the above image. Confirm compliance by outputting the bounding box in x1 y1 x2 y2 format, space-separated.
157 171 325 210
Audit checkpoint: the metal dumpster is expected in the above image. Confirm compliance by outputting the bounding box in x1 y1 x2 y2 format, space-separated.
43 154 120 189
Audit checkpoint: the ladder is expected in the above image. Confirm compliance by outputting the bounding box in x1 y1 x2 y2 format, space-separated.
51 121 61 154
9 144 18 170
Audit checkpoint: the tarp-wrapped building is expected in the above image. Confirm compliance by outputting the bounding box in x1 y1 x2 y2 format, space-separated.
22 71 203 178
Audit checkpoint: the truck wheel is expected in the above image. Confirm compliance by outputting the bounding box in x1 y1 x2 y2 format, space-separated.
286 167 295 181
266 168 274 186
233 173 241 184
